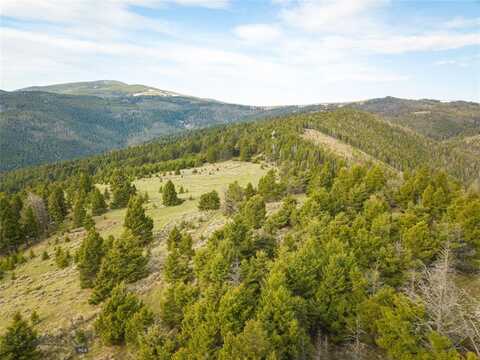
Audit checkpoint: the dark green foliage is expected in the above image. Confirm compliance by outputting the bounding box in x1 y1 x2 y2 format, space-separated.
47 187 67 225
0 195 22 254
110 170 136 209
160 283 198 329
162 180 181 207
125 307 155 347
241 195 266 229
223 181 244 216
164 231 194 284
2 80 307 172
72 194 87 228
0 312 40 359
21 207 39 243
95 283 144 345
90 230 148 304
257 169 284 201
90 188 107 216
41 251 49 260
124 196 153 246
77 229 105 288
198 190 220 211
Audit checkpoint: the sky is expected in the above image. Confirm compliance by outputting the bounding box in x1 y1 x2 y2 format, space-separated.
0 0 479 105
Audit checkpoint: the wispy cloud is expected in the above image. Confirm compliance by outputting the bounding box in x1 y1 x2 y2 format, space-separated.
0 0 478 103
233 24 282 44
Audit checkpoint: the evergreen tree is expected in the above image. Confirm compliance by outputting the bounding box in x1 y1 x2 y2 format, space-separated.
244 182 256 200
258 169 282 201
198 190 220 211
90 188 107 216
125 307 155 347
47 187 67 225
90 230 148 304
0 312 40 359
77 229 105 288
223 181 244 216
77 172 94 195
160 282 197 329
83 214 95 231
21 206 39 244
0 196 22 253
124 196 153 246
166 226 181 252
54 247 71 269
72 194 87 228
110 170 136 209
241 195 266 229
162 180 181 207
95 283 144 345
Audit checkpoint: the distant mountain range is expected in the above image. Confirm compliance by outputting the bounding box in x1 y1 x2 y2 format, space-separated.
1 80 479 172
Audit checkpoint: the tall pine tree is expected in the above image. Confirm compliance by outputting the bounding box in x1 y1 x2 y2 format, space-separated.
124 196 153 246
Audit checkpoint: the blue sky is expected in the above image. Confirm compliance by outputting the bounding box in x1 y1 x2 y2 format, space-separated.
1 0 479 105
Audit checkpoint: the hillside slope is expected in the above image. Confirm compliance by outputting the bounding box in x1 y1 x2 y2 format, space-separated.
0 84 304 171
20 80 182 98
351 96 480 140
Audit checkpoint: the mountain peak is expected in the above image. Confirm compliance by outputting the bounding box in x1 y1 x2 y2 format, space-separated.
18 80 182 98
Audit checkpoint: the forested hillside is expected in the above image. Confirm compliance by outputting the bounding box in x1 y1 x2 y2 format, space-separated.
352 97 480 140
2 108 479 194
0 107 479 359
2 81 478 173
0 83 304 171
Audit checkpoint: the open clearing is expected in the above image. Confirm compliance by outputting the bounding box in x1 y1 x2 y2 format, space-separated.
0 160 268 358
302 128 397 173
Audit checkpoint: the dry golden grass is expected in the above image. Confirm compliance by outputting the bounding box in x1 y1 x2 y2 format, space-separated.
0 160 268 358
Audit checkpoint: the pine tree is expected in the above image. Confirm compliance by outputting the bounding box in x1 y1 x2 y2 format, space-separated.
110 170 136 209
224 181 244 216
241 195 266 229
95 283 144 345
54 247 71 269
258 169 282 201
244 182 255 200
77 173 94 195
83 214 95 231
21 207 39 244
47 187 67 225
77 229 105 288
160 282 197 329
90 230 148 304
90 188 107 216
167 226 182 252
0 196 22 253
72 194 87 228
0 312 40 359
162 180 181 207
124 196 153 246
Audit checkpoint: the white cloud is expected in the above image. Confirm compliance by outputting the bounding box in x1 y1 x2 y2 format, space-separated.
165 0 230 8
445 16 480 29
0 0 478 104
234 24 282 44
280 0 387 33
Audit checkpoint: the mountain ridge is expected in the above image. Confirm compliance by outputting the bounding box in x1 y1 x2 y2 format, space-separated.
1 80 479 172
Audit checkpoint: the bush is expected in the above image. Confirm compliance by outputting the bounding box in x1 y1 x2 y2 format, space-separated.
198 190 220 211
